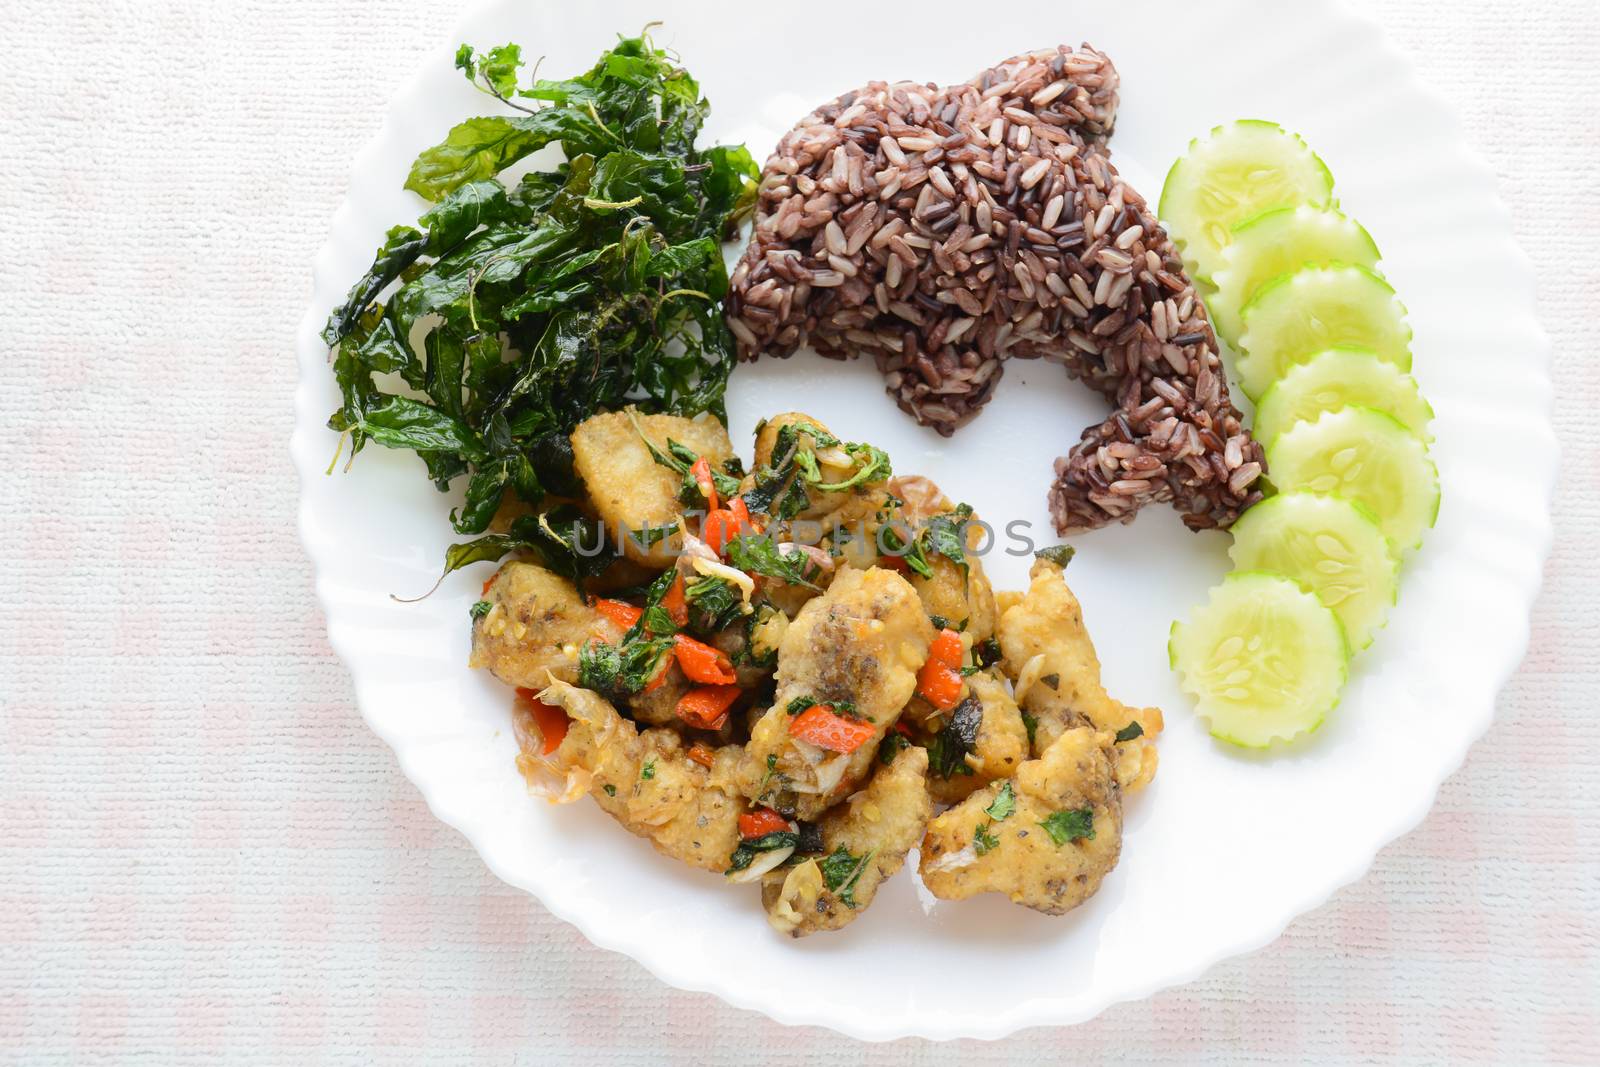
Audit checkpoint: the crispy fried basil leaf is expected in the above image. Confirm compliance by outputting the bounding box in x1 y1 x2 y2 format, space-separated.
685 576 743 636
724 831 799 875
922 503 975 572
725 534 814 588
1035 544 1076 568
323 226 428 345
325 31 756 575
928 695 983 779
442 505 617 585
578 633 674 700
361 397 484 457
818 846 874 908
404 111 612 202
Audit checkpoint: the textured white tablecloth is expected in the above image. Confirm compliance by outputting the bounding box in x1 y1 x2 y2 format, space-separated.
1 0 1595 1061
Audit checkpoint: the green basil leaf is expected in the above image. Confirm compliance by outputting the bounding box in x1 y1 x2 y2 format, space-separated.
404 111 608 201
361 397 484 457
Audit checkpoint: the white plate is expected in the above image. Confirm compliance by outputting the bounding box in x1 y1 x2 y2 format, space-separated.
293 0 1555 1041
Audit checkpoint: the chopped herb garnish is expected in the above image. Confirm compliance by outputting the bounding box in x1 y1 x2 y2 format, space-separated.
1035 544 1076 568
793 449 821 484
774 477 811 522
784 694 860 719
741 422 889 524
878 732 910 765
922 503 975 573
640 603 679 638
1020 709 1039 749
929 614 950 631
975 637 1002 668
818 846 874 908
811 443 892 492
640 758 656 781
577 633 673 699
470 599 492 620
725 533 816 587
580 570 686 694
974 822 1000 857
684 575 744 634
734 605 781 669
628 411 744 507
984 781 1016 822
740 466 790 517
878 517 932 578
624 521 679 551
603 784 617 797
724 830 798 874
755 752 781 797
1038 807 1095 846
1115 721 1145 743
1039 673 1060 691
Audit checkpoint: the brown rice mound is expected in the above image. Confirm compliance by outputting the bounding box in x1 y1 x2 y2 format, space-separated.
724 45 1265 533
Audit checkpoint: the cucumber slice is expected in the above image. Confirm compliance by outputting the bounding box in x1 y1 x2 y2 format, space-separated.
1254 349 1435 446
1265 407 1440 551
1236 265 1411 400
1228 491 1398 650
1169 571 1348 747
1159 121 1335 283
1210 206 1381 345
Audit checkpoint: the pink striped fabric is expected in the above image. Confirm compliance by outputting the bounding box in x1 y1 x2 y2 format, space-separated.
1 0 1595 1061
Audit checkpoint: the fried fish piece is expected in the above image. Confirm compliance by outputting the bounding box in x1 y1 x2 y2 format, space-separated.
761 745 932 937
892 476 999 644
523 680 745 873
918 726 1121 915
470 562 611 686
997 559 1161 791
914 669 1031 805
472 561 686 725
570 410 733 566
739 566 934 821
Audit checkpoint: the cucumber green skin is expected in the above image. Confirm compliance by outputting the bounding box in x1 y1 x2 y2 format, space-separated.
1228 491 1399 651
1236 264 1413 401
1159 120 1336 284
1210 206 1381 346
1253 348 1436 447
1169 570 1350 749
1263 405 1441 551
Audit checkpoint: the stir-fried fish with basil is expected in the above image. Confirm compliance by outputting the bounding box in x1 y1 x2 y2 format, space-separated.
472 409 1162 935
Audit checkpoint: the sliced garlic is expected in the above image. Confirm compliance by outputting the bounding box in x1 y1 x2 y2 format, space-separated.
725 844 796 883
692 556 757 604
1012 653 1048 704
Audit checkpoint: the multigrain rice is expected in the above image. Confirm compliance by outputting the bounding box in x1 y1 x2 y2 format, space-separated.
724 45 1266 533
